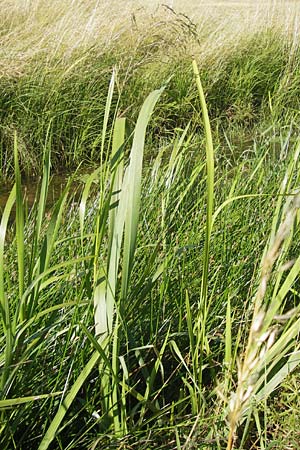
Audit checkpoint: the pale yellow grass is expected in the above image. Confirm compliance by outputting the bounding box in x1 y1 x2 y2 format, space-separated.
1 0 300 77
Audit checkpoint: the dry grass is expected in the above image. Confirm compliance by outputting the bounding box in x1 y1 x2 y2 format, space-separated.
1 0 300 77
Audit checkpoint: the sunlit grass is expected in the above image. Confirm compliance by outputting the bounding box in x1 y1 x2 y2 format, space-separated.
1 0 300 178
1 1 300 449
1 63 300 447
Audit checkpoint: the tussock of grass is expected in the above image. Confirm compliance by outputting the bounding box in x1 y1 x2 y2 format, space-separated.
1 2 300 449
1 1 300 178
1 83 300 448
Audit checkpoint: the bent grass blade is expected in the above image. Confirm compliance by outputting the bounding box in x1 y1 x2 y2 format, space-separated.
0 392 63 410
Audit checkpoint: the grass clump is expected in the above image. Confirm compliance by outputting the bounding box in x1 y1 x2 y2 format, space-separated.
1 1 300 449
1 66 300 448
1 2 300 178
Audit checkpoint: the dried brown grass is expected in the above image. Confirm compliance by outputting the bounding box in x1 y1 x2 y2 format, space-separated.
1 0 300 78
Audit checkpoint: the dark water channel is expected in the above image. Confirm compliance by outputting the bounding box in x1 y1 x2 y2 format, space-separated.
0 137 287 221
0 173 76 219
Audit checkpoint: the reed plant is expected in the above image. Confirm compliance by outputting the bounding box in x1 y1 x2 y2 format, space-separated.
1 7 300 447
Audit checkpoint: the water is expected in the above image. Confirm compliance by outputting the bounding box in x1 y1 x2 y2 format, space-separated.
0 173 71 217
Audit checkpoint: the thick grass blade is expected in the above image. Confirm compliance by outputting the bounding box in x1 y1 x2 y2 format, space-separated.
90 85 165 438
120 86 165 301
105 118 126 324
192 60 214 312
100 69 115 162
14 133 25 319
98 86 165 341
38 349 101 450
108 117 125 250
0 392 62 409
0 185 16 391
93 270 108 340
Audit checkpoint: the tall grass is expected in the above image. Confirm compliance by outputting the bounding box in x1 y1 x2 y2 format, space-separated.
1 60 300 448
1 2 300 448
226 143 300 449
1 1 300 179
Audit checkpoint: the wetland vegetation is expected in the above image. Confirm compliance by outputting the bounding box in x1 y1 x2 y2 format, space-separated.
1 1 300 448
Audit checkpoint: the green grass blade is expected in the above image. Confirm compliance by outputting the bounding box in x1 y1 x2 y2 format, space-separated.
100 69 115 162
14 133 25 319
111 313 123 435
35 124 52 244
0 185 16 391
109 117 125 249
26 185 70 318
38 349 100 450
192 60 214 313
93 270 108 340
0 185 16 325
40 186 69 274
120 86 165 300
0 392 63 409
79 167 101 248
225 296 232 367
255 344 300 403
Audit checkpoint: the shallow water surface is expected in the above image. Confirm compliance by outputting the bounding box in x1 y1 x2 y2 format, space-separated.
0 173 73 217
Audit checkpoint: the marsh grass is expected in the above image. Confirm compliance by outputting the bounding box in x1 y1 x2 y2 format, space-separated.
1 2 300 179
1 2 300 449
226 143 300 449
1 64 299 448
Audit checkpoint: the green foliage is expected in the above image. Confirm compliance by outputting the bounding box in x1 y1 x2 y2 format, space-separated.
1 8 300 447
1 25 300 180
